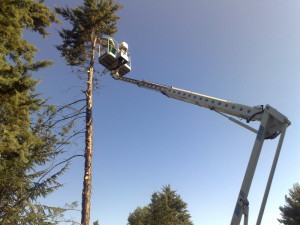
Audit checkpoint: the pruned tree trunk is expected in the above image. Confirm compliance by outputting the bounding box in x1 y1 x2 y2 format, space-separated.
81 37 96 225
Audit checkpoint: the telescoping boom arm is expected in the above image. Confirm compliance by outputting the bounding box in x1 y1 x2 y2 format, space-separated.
115 76 290 225
118 76 289 140
98 38 291 225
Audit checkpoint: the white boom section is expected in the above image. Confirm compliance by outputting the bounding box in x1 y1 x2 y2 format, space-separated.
118 76 290 139
113 75 290 225
120 77 263 121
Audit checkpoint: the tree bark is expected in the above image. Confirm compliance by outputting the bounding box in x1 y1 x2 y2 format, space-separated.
81 37 96 225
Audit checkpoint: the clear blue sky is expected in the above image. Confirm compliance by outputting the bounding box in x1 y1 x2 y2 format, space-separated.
28 1 300 224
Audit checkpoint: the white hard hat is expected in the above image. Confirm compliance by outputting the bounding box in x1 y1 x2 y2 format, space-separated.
119 42 128 51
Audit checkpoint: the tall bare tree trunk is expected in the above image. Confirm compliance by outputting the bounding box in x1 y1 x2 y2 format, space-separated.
81 37 96 225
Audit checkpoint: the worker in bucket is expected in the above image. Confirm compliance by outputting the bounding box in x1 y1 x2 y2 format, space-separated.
117 42 129 65
108 38 116 54
97 37 116 54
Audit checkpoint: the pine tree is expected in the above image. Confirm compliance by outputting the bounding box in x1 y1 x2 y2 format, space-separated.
0 1 76 224
128 206 150 225
128 185 194 225
55 1 123 224
278 183 300 225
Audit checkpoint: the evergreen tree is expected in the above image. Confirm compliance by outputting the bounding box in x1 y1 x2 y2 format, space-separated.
55 1 123 224
0 1 77 224
278 183 300 225
128 185 194 225
128 206 150 225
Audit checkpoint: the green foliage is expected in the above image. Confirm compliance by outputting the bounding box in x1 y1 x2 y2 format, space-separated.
128 185 193 225
93 220 100 225
0 0 78 224
128 206 150 225
0 0 58 65
278 183 300 225
55 0 123 68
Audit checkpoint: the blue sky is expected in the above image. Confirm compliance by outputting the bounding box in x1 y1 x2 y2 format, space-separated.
27 1 300 224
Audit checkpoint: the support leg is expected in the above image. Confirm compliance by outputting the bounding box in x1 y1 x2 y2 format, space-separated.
230 112 270 225
256 123 288 225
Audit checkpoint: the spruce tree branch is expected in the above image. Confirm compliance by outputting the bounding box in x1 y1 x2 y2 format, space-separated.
53 115 85 131
42 99 86 126
54 132 85 154
36 154 84 185
55 219 81 224
53 128 86 153
63 85 85 93
62 111 86 121
55 98 86 113
48 112 86 129
66 105 86 114
35 204 81 212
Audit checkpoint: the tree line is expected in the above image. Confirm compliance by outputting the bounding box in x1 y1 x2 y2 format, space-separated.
0 0 299 224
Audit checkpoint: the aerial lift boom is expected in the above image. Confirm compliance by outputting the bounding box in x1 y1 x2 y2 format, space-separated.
117 76 290 225
98 39 291 225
